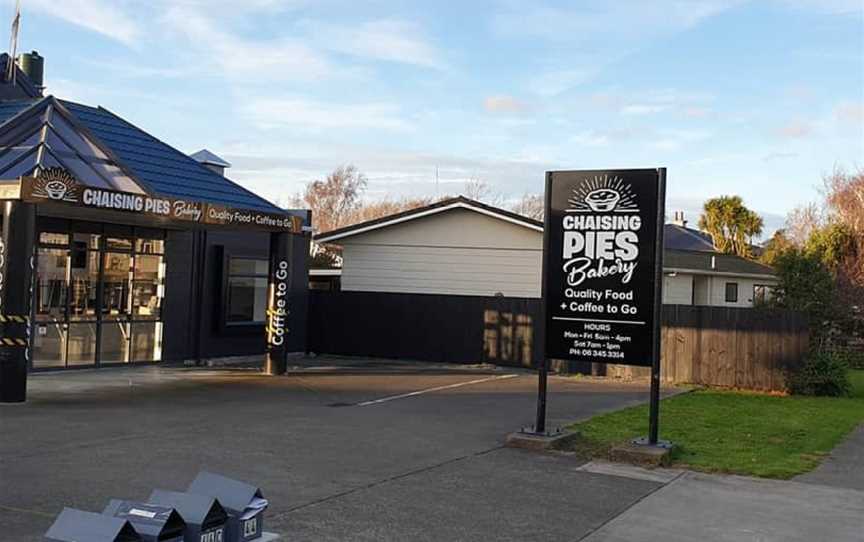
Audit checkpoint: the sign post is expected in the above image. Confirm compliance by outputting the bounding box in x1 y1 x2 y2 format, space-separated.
538 168 667 444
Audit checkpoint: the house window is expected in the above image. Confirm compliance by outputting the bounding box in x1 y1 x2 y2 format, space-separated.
753 284 772 305
725 282 739 303
225 258 269 324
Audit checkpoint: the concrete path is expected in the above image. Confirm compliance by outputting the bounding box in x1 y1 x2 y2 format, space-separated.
583 466 864 542
5 360 861 541
795 424 864 491
0 359 668 541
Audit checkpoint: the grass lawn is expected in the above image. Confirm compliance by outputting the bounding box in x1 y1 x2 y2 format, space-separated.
567 370 864 479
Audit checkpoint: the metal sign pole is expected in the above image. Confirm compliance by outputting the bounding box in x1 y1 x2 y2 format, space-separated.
534 357 548 434
534 173 553 435
648 168 667 445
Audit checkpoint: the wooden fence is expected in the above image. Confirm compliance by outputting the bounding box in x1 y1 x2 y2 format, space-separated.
307 291 809 392
603 305 810 392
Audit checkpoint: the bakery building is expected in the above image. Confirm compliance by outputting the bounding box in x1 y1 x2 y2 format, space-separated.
0 53 310 402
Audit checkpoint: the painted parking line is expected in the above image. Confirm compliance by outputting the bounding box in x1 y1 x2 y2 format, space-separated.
356 374 519 406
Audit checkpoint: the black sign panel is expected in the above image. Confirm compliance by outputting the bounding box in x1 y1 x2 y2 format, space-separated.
543 169 665 367
17 169 302 233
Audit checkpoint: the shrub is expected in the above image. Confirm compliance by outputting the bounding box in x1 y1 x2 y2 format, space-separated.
788 351 852 397
834 349 864 370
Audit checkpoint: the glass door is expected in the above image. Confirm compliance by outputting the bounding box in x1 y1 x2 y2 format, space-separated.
33 239 69 369
100 250 132 364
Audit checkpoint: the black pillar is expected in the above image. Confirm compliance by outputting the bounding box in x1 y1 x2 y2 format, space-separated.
265 227 310 375
0 201 35 403
265 232 292 375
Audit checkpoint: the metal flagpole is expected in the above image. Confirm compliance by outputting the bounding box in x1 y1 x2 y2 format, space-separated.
7 0 21 84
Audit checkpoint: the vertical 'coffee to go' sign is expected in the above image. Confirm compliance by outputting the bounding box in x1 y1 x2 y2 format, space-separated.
543 169 666 367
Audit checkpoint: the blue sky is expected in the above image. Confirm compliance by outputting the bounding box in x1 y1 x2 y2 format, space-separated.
9 0 863 234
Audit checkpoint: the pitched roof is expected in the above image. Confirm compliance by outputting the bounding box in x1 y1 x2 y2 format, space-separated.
315 196 543 243
664 223 715 252
0 96 282 212
61 100 280 212
0 97 146 193
665 249 776 277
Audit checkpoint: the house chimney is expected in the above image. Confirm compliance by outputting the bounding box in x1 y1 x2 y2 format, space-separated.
18 51 44 90
671 211 688 228
190 149 231 177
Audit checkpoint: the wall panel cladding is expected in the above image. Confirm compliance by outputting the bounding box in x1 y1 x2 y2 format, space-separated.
308 292 809 391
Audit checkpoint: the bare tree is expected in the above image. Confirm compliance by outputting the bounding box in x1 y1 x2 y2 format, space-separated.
462 176 503 205
511 193 544 221
785 203 823 247
349 196 437 224
301 164 367 234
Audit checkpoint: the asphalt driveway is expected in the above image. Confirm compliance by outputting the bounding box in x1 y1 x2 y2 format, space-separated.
1 358 663 541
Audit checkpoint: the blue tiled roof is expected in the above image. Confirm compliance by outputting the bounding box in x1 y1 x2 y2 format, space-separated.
0 99 41 125
40 99 283 213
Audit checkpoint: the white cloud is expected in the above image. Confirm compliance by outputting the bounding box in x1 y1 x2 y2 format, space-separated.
240 97 410 131
529 69 593 97
162 7 334 82
777 120 814 139
492 1 746 43
774 0 863 14
301 19 446 69
483 95 530 113
621 104 669 115
834 102 864 127
20 0 140 45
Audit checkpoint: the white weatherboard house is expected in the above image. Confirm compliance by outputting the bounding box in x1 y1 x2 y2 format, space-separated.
315 197 777 307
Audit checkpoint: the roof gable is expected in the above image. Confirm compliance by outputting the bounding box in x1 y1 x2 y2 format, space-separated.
315 196 543 243
59 100 281 212
0 97 146 193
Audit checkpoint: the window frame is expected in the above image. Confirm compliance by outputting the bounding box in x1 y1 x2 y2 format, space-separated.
222 254 270 329
725 282 739 303
753 284 772 305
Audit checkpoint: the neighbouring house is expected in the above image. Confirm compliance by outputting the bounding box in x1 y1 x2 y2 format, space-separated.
314 196 777 307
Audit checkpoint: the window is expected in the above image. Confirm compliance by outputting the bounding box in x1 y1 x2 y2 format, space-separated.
225 258 269 324
32 223 166 368
725 282 739 303
753 284 772 305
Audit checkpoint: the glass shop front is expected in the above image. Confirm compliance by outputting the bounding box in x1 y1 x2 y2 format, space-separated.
32 220 165 369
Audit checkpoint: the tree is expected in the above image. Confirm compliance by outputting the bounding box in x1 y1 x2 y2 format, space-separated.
511 193 544 221
760 229 794 267
349 196 437 224
301 164 367 234
698 195 764 258
769 248 838 346
785 203 823 247
462 177 503 205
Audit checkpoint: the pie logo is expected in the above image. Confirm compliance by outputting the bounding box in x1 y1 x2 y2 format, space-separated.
568 175 638 213
30 168 81 202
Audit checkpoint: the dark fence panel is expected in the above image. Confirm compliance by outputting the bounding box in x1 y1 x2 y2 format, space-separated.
307 290 541 367
308 291 809 391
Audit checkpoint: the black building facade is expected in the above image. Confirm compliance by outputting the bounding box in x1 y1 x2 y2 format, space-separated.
0 55 310 402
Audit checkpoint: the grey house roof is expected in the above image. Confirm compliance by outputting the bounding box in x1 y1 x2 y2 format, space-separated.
0 96 282 212
665 249 775 276
664 223 715 252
